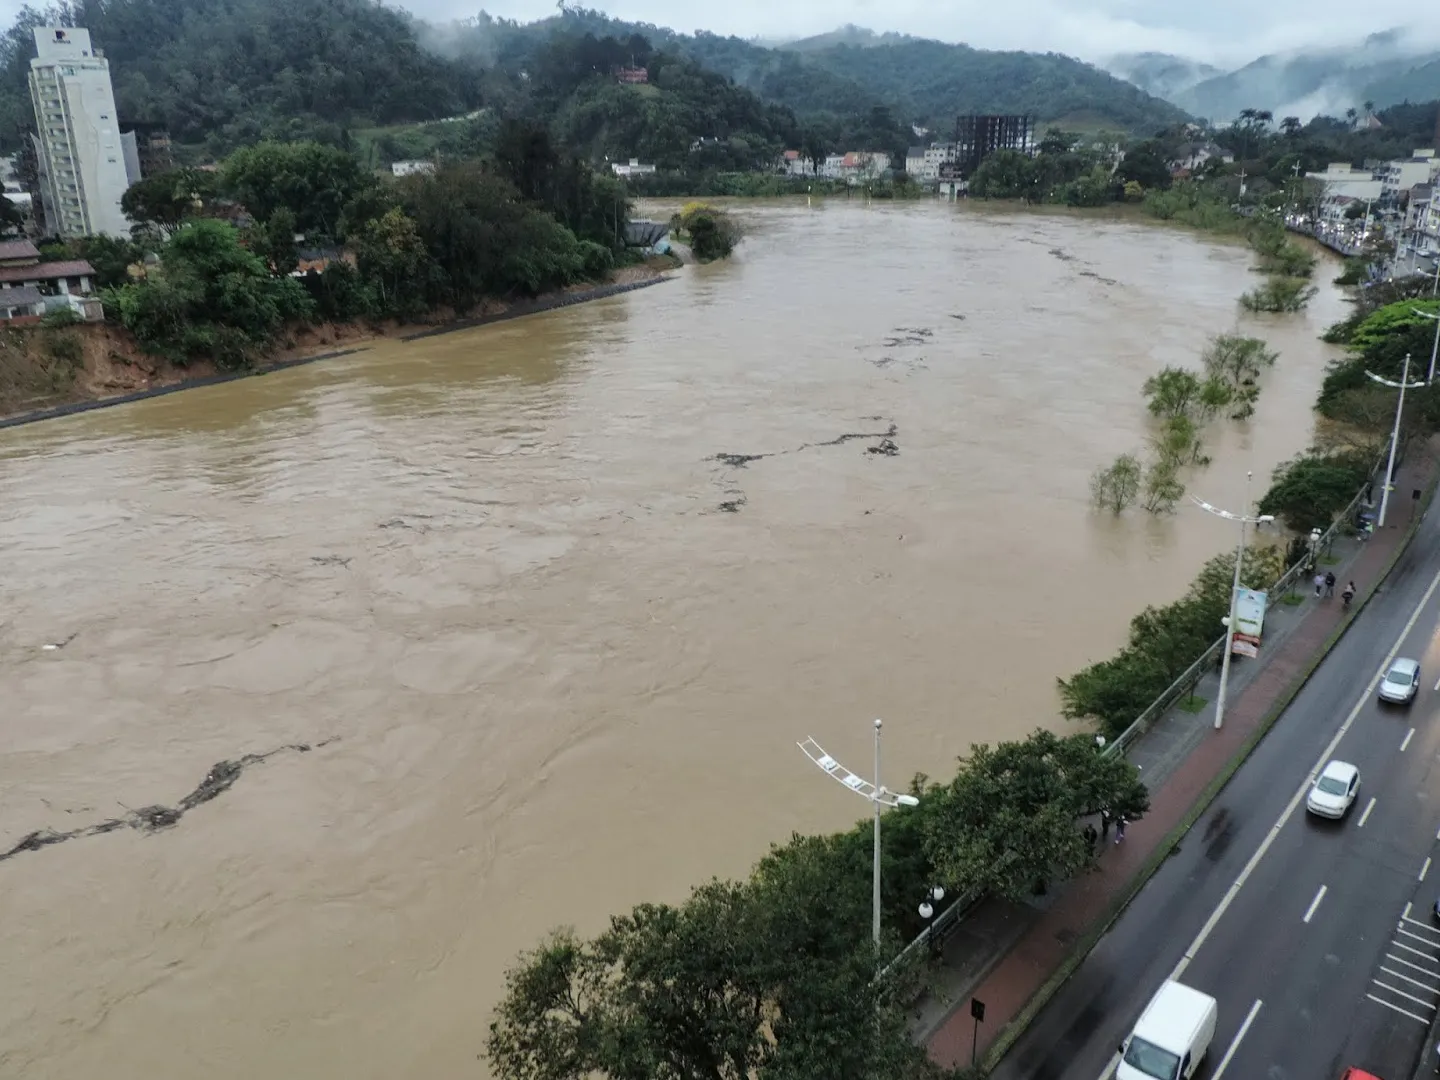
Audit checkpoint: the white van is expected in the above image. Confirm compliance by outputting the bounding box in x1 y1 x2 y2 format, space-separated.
1117 980 1219 1080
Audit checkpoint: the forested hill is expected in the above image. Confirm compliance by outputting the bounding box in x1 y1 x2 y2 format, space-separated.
440 8 1190 131
0 0 485 151
0 0 1186 161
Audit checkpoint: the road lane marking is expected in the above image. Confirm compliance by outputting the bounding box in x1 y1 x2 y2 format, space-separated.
1212 999 1263 1080
1168 565 1440 985
1367 993 1433 1023
1394 939 1440 965
1403 727 1417 752
1423 857 1432 883
1407 900 1415 920
1304 885 1328 923
1359 797 1377 827
1381 965 1440 991
1094 567 1440 1080
1373 979 1438 1008
1388 952 1440 976
1403 916 1440 939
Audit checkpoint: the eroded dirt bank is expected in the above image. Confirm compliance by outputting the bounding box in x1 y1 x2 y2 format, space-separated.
0 262 674 426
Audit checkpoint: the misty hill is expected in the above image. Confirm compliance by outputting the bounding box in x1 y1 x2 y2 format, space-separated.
776 25 918 52
453 10 1189 131
1172 29 1440 121
1104 52 1222 101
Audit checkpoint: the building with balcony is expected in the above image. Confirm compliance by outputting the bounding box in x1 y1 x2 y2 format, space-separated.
27 27 130 238
1381 150 1440 200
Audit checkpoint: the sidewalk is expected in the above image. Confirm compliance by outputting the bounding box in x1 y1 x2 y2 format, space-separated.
919 451 1439 1072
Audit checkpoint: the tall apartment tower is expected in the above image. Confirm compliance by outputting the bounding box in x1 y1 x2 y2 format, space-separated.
28 27 131 238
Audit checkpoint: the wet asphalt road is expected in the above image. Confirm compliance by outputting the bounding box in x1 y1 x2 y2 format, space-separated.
992 505 1440 1080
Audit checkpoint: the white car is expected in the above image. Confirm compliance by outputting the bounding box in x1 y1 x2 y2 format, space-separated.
1379 658 1421 704
1306 760 1360 819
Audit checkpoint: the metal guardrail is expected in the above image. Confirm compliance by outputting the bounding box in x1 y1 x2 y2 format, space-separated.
883 451 1389 981
1100 456 1382 762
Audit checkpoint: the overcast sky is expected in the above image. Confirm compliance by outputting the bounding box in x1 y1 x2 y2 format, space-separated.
401 1 1423 68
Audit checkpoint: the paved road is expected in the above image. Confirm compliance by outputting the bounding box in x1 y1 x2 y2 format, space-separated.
992 507 1440 1080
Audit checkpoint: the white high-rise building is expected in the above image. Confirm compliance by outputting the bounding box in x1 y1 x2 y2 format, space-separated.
28 27 131 238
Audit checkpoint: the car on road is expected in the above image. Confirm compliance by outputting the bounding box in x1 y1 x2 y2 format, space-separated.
1378 658 1421 704
1306 760 1360 819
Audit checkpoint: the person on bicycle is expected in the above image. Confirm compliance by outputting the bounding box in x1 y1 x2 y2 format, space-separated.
1342 581 1356 608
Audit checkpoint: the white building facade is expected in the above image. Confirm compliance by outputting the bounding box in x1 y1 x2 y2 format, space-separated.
28 27 131 238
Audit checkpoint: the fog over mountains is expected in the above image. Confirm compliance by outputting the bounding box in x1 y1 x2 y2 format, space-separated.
1105 29 1440 122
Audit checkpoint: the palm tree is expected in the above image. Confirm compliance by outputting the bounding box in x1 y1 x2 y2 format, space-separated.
1280 116 1302 137
1346 106 1358 128
1363 100 1375 120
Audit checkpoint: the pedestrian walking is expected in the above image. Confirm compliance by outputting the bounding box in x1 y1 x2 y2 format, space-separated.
1342 581 1356 609
1084 824 1098 856
1114 817 1127 844
1100 809 1111 838
1313 572 1326 598
1325 571 1336 597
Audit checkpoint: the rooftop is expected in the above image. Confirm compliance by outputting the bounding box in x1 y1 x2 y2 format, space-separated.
0 258 94 283
0 285 44 307
0 238 40 262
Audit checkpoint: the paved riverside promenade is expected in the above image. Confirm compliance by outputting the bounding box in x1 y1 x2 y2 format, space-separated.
916 452 1439 1071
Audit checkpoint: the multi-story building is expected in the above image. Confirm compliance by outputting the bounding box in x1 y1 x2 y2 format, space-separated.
1380 150 1440 201
27 26 131 238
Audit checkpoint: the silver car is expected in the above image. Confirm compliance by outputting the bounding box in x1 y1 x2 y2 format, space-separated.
1379 658 1421 705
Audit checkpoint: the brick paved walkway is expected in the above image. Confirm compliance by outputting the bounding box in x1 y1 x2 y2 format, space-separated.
926 451 1439 1071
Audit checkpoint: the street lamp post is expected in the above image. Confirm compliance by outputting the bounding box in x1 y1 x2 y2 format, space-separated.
1412 307 1440 383
1193 473 1276 731
918 885 946 958
798 719 920 947
1366 352 1427 529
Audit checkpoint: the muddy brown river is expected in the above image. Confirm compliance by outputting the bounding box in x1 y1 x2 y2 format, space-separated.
0 200 1349 1078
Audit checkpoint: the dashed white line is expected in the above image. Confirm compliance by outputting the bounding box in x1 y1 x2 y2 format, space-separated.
1359 797 1377 828
1212 999 1263 1080
1422 857 1433 883
1403 727 1417 752
1303 885 1328 923
1168 566 1440 984
1093 565 1440 1080
1406 900 1415 921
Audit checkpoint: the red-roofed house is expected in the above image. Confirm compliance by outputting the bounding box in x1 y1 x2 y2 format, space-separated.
0 237 98 322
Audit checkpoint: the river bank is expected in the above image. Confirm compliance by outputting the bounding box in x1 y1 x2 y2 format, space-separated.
0 260 677 429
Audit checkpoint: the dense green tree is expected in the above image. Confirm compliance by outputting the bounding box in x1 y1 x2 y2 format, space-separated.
924 730 1149 900
109 219 313 369
1059 546 1288 733
1116 140 1173 191
351 206 434 319
219 140 373 240
486 877 945 1080
1258 453 1373 532
121 168 218 229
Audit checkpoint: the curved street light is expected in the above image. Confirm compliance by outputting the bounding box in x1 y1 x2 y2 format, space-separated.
1366 352 1426 529
798 718 919 947
1193 471 1275 732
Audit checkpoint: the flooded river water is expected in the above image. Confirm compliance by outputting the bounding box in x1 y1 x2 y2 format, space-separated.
0 200 1349 1078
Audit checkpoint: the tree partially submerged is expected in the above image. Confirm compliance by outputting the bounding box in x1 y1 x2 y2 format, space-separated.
1091 453 1142 513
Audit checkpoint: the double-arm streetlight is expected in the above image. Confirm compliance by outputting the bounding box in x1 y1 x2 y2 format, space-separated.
1366 352 1428 528
1193 472 1275 732
798 718 919 947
